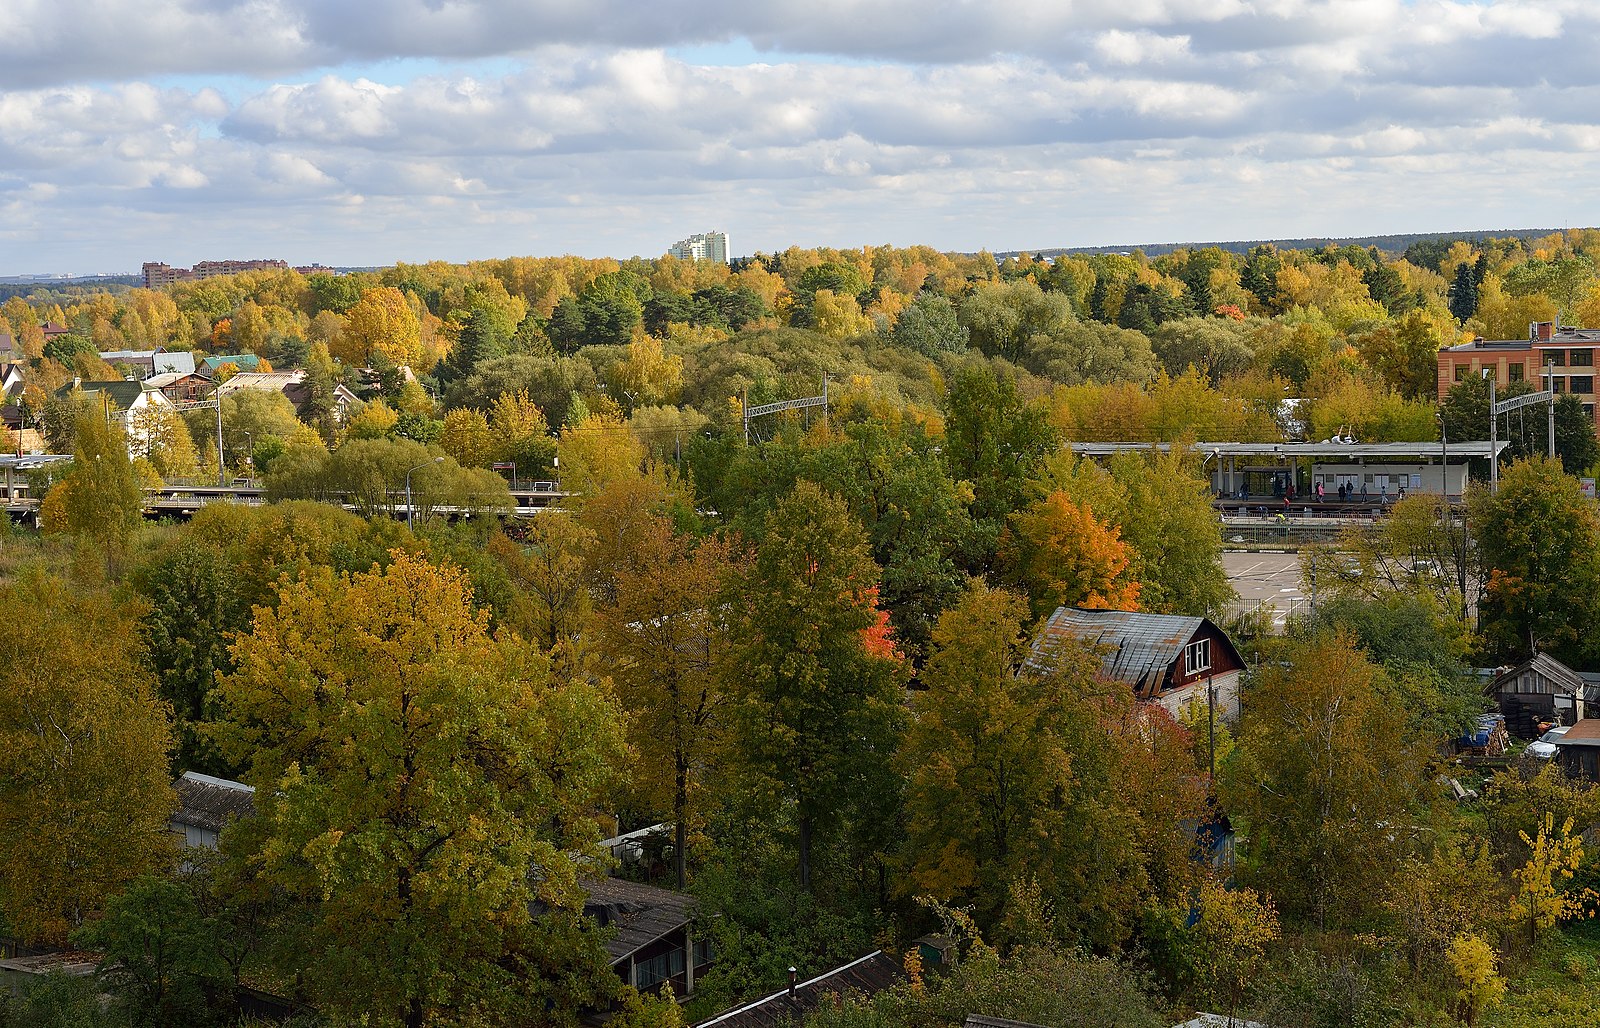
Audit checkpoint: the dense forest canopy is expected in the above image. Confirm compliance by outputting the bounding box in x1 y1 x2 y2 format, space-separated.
5 232 1600 1027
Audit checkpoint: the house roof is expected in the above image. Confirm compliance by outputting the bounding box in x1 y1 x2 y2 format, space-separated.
201 354 263 374
694 951 904 1028
1489 652 1589 698
1027 607 1238 694
56 380 154 411
172 771 256 832
0 333 14 353
99 349 196 376
1556 719 1600 748
144 371 208 390
215 371 305 396
581 876 697 963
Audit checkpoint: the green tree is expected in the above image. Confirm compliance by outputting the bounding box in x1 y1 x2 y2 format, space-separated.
213 552 627 1028
593 517 743 887
1221 634 1426 928
727 482 908 890
1449 261 1480 322
942 358 1060 531
1470 457 1600 664
75 876 225 1028
889 291 967 357
0 571 176 946
49 408 145 576
128 545 250 775
1440 375 1598 473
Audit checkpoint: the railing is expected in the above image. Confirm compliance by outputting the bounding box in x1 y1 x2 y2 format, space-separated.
1224 595 1312 627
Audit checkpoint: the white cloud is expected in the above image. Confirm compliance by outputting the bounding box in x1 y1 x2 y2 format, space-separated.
7 1 1600 270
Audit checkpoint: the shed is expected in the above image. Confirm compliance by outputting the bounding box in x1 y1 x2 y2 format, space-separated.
1555 719 1600 784
1486 652 1596 738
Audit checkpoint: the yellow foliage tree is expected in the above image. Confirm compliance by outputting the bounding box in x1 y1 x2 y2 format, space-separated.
812 288 874 340
1511 812 1590 945
339 286 423 368
1448 933 1506 1027
439 408 496 469
1001 491 1141 617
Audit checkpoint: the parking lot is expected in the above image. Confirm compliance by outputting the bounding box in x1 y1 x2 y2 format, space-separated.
1222 550 1308 627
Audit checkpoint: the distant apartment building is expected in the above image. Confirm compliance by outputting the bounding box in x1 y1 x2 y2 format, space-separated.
667 231 729 264
142 258 291 289
1436 321 1600 430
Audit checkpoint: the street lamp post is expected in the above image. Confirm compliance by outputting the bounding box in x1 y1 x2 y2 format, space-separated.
405 457 444 532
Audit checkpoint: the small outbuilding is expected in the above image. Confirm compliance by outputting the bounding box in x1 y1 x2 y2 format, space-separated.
1555 719 1600 784
1485 652 1597 738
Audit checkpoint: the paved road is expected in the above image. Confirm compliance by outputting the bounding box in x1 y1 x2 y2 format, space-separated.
1222 551 1307 627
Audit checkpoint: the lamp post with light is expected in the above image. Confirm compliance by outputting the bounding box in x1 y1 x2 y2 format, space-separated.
405 457 444 532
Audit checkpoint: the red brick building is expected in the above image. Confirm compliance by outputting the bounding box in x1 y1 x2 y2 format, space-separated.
1436 321 1600 430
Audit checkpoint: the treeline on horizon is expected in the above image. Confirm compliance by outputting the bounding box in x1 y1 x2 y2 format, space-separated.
6 231 1600 1028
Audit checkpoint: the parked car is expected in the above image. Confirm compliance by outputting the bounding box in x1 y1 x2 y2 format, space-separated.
1527 725 1571 760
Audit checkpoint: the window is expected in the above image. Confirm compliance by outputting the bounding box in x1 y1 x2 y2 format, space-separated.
1454 365 1468 382
693 938 715 968
1553 377 1567 393
1572 376 1595 395
1185 639 1212 676
635 948 686 990
1548 350 1567 367
1509 362 1524 382
1572 349 1594 367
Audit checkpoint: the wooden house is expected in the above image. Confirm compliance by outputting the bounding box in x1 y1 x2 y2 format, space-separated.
1027 607 1244 720
1485 652 1596 738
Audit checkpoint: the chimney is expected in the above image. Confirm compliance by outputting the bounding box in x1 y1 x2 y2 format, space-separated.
72 376 81 389
788 967 798 999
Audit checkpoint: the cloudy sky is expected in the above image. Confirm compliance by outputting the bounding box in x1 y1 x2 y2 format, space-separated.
3 0 1598 274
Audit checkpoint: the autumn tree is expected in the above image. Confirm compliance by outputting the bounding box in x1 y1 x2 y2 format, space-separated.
46 407 145 577
1510 812 1588 947
213 552 627 1028
896 583 1078 926
1001 490 1140 617
592 516 744 886
1163 878 1280 1021
727 482 908 890
129 403 199 480
339 285 423 368
1448 933 1505 1027
1470 456 1600 665
1221 634 1426 928
0 570 176 946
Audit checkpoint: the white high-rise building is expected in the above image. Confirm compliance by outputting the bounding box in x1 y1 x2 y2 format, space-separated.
667 230 729 264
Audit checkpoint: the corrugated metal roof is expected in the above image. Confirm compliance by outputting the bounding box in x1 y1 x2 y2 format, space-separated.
1027 607 1208 694
581 876 696 962
171 771 255 832
694 951 903 1028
